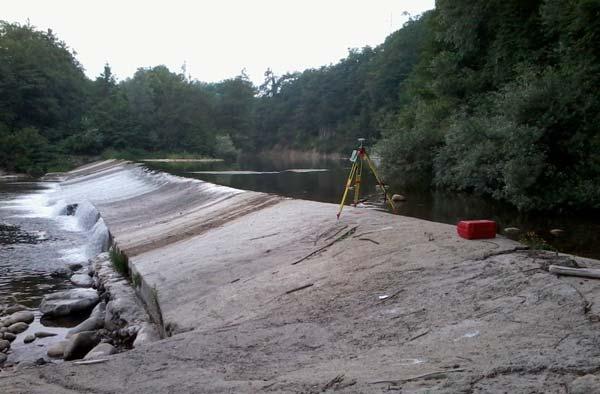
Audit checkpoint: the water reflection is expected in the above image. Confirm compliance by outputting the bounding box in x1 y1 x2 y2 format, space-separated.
145 154 600 259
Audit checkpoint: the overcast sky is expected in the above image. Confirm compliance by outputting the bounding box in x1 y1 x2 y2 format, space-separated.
3 0 435 84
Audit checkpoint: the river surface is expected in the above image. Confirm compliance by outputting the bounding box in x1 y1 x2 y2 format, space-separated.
145 154 600 260
0 180 109 363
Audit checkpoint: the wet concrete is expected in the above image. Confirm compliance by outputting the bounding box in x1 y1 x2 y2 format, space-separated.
2 160 600 393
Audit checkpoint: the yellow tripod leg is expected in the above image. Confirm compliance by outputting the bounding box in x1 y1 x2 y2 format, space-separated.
337 160 358 219
363 152 397 213
353 158 363 206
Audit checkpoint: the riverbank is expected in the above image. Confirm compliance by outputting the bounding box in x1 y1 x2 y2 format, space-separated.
2 160 600 393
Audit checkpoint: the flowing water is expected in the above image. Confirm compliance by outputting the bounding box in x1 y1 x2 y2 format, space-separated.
145 154 600 260
0 180 111 362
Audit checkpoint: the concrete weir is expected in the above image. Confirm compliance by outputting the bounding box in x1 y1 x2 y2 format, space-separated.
3 160 600 393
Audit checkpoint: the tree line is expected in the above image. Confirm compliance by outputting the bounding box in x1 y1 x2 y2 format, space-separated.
1 0 599 210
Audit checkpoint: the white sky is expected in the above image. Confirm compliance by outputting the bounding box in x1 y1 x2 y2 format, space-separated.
3 0 435 85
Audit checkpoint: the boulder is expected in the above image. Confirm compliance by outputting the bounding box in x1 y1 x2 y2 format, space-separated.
65 203 78 216
23 334 36 344
7 322 28 334
7 310 34 325
67 302 105 337
40 288 99 317
70 274 93 288
0 339 10 352
67 263 83 272
550 228 565 236
391 194 406 202
50 267 71 278
63 331 100 361
47 341 68 358
35 331 57 338
133 322 161 347
84 343 117 360
0 352 6 364
3 332 16 342
4 305 26 315
503 227 521 235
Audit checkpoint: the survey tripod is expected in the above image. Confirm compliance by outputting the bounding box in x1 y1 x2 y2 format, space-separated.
336 138 397 219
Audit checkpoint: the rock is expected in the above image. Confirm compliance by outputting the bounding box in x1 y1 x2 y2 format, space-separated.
7 310 35 325
63 331 100 361
550 228 565 236
569 374 600 394
47 341 68 358
3 332 16 342
0 327 6 333
67 263 83 272
0 317 10 327
34 331 57 338
65 203 78 216
67 302 105 337
133 322 161 347
39 288 99 317
70 273 93 288
23 334 36 344
503 227 521 235
4 304 26 315
0 339 10 352
7 322 28 334
0 352 6 364
50 267 71 278
391 194 406 202
83 343 117 360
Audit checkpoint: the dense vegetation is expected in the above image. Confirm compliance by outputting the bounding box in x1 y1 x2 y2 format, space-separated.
1 0 599 210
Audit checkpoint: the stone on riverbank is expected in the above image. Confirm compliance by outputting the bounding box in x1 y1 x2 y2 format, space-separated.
23 334 36 344
35 331 57 338
50 267 71 278
4 304 26 315
7 310 35 325
132 322 161 348
67 302 105 337
3 332 16 342
84 343 117 360
7 322 28 334
0 339 10 352
0 353 6 364
47 341 68 358
63 331 100 361
504 227 521 235
39 288 99 317
391 193 406 202
67 263 83 272
70 273 94 288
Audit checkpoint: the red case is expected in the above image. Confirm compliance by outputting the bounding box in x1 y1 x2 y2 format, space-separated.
457 220 496 240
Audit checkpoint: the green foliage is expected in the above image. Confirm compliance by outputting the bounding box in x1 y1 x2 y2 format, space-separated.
519 231 555 252
1 5 599 212
109 247 129 276
378 1 600 210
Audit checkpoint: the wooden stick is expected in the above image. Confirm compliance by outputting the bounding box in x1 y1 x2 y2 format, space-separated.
285 283 314 295
549 265 600 279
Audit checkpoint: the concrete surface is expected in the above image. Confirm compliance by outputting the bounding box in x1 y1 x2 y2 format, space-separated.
2 160 600 393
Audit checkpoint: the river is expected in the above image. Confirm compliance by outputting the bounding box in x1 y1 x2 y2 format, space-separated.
145 154 600 260
0 180 110 363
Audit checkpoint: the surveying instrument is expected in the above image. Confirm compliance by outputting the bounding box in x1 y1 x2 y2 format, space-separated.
337 138 397 219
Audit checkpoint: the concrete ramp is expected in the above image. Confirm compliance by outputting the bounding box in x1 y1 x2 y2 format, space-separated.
4 161 600 393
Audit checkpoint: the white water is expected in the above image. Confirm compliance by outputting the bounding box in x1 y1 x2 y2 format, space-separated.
3 164 242 265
